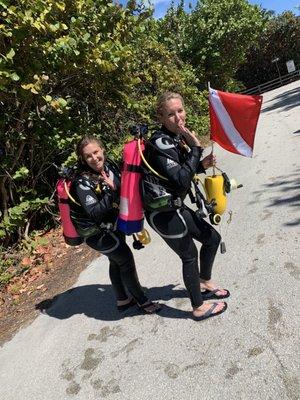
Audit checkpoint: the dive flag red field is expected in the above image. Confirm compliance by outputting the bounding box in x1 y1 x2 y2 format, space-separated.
209 87 263 157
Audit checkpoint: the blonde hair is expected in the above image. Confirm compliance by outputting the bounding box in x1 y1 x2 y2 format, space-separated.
156 92 184 116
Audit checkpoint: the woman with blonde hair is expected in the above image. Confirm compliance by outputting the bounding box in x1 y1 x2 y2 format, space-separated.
143 92 229 321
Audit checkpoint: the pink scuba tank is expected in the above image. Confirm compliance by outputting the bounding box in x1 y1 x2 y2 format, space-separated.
56 178 83 246
117 139 144 234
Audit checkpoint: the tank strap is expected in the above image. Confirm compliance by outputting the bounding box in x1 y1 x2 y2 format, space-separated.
63 180 81 206
59 198 69 204
126 164 143 173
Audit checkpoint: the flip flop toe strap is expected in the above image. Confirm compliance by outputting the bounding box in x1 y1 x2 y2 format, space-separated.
201 289 219 298
201 303 219 318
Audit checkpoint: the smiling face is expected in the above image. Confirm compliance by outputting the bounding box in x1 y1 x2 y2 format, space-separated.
158 98 186 135
81 141 105 173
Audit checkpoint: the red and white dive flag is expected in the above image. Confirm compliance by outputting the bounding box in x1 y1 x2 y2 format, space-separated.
209 87 263 157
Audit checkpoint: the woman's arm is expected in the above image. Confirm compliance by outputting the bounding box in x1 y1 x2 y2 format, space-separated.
150 134 203 192
73 177 115 224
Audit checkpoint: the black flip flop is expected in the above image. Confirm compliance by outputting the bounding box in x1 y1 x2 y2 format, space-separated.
201 288 230 300
117 298 137 312
193 302 228 321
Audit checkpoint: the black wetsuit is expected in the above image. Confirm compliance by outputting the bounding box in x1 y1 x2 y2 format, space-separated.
144 126 221 308
70 161 148 305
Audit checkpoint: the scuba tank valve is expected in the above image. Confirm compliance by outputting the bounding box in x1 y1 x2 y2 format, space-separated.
229 178 243 191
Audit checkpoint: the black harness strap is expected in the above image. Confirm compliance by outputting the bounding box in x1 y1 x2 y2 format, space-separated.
126 164 144 173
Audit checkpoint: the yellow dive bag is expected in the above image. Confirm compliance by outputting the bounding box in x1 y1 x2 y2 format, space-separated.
202 172 242 225
205 175 227 215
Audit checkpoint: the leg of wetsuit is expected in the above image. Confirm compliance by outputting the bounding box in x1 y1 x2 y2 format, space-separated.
146 211 203 308
86 231 148 305
182 207 221 280
162 235 203 308
108 260 128 301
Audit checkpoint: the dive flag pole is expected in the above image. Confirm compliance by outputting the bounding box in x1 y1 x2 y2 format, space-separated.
211 138 215 176
208 81 216 175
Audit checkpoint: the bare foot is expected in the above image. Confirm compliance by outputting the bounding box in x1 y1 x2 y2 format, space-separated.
193 302 226 319
200 279 228 297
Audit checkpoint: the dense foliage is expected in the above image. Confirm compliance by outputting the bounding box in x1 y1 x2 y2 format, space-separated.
0 0 299 281
158 0 265 89
236 11 300 87
0 0 204 250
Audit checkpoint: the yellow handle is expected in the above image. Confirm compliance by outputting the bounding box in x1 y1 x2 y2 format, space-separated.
136 228 151 245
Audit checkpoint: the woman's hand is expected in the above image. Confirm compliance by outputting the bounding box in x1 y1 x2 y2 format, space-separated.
201 152 216 170
100 170 115 190
178 123 201 147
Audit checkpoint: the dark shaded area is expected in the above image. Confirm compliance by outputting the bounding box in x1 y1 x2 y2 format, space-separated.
261 87 300 113
251 170 300 226
36 283 192 321
285 219 300 227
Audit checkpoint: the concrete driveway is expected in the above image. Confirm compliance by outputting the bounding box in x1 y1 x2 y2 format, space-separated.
0 81 299 400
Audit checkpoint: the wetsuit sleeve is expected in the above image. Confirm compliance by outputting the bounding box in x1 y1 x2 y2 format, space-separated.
197 160 206 174
73 178 115 224
151 135 202 192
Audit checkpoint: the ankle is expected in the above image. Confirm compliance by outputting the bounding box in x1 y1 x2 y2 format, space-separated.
200 278 212 284
193 304 205 311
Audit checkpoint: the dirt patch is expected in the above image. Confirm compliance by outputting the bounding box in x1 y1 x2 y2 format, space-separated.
0 229 98 346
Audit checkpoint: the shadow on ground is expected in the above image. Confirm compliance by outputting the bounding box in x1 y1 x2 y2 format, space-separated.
249 169 300 227
36 283 191 322
262 86 300 113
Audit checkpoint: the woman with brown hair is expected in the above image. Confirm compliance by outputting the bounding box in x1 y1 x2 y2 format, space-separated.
69 135 161 314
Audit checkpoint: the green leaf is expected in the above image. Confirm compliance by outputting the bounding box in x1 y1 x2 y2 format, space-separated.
10 72 20 81
43 95 52 102
6 48 15 60
12 167 29 180
83 33 90 42
0 1 9 8
0 229 6 238
57 98 67 107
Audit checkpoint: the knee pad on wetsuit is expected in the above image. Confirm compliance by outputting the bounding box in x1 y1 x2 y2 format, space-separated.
86 231 120 254
148 209 188 239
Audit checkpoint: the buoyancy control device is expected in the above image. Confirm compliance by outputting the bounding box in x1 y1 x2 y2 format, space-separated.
131 123 243 225
117 123 243 254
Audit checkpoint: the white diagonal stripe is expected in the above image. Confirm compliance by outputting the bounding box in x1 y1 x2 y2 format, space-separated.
209 88 253 157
